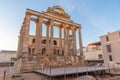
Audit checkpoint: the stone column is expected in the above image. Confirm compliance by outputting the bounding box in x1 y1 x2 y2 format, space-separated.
64 28 66 55
72 27 77 55
67 29 70 55
46 24 50 55
19 25 25 55
22 14 30 53
17 35 21 57
59 27 62 55
78 28 84 59
50 20 54 55
63 24 68 55
35 17 43 54
74 29 77 55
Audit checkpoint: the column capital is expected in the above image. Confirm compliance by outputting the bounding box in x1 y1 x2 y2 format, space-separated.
45 23 49 27
66 28 69 32
78 27 81 32
71 26 77 31
25 14 31 18
62 23 69 32
64 27 69 33
58 26 62 30
62 23 66 28
50 20 54 26
35 17 43 24
26 12 31 16
37 17 43 23
25 14 31 22
45 20 54 27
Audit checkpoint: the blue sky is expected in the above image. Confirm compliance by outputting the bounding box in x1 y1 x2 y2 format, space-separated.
0 0 120 50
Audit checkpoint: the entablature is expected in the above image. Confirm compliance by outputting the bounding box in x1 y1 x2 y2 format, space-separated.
26 8 81 28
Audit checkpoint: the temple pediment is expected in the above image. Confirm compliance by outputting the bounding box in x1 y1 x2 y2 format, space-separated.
46 6 70 19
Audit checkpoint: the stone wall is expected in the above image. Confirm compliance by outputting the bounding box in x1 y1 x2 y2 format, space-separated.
15 53 85 71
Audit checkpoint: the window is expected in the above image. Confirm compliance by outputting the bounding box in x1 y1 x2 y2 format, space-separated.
32 39 35 43
32 48 35 54
53 49 57 55
98 54 102 59
106 36 109 41
42 48 46 54
28 47 31 54
11 57 16 61
106 45 112 52
109 55 113 61
117 63 120 65
53 40 57 45
42 39 46 44
62 50 64 55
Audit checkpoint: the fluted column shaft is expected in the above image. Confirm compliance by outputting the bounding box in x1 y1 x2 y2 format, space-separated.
64 25 68 55
78 28 84 58
64 28 66 55
67 30 70 55
22 14 30 53
35 17 42 54
59 27 62 55
46 24 50 55
50 20 54 55
72 28 77 55
17 35 22 57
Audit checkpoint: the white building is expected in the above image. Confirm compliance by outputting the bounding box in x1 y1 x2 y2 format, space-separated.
100 30 120 66
0 50 16 67
83 41 103 65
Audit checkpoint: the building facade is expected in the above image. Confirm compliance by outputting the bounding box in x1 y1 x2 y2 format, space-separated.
27 35 73 55
100 30 120 66
15 6 84 71
0 50 16 67
83 41 103 65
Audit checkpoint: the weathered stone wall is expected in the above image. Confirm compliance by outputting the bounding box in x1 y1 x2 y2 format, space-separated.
17 54 85 71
